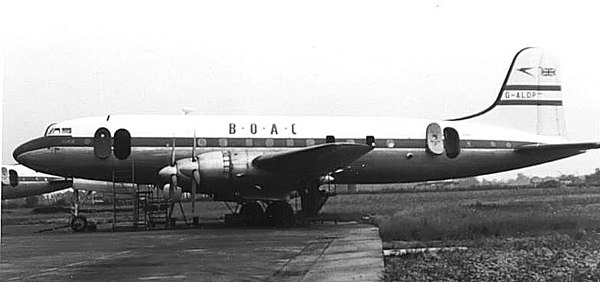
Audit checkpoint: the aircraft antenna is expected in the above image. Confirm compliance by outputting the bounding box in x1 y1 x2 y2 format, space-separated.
182 107 196 115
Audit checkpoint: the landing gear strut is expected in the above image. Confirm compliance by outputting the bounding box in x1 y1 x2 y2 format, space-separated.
298 183 330 218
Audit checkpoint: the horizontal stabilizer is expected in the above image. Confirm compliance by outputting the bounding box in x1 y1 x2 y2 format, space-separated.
515 142 600 154
252 143 374 174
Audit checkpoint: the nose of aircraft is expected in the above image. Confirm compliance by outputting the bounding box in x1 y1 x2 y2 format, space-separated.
13 137 46 164
13 142 30 163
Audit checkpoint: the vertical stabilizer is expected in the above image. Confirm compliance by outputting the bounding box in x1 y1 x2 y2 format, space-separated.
450 48 566 137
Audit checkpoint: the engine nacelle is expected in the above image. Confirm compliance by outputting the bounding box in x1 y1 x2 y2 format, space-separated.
198 151 232 181
193 150 268 189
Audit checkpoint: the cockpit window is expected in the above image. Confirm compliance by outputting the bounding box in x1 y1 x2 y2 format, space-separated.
44 123 72 136
44 123 57 136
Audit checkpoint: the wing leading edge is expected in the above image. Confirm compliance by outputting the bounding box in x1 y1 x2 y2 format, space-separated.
252 143 374 174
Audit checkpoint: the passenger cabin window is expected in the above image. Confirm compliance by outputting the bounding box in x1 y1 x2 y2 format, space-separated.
286 139 294 147
386 139 395 148
443 127 460 159
265 139 274 147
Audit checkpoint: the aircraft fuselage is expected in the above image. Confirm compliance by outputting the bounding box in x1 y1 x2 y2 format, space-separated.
13 115 579 201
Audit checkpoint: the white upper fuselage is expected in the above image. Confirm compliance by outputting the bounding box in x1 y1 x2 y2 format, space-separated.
47 114 564 144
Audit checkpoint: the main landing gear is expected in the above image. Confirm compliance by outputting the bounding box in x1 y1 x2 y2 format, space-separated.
230 201 295 227
266 202 294 227
239 202 267 225
298 183 331 218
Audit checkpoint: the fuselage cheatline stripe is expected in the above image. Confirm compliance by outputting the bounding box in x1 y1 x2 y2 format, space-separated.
18 136 534 151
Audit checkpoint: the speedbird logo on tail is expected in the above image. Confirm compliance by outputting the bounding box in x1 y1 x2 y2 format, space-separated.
517 67 535 77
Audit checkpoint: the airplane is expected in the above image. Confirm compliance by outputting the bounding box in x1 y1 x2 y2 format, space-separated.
12 47 600 226
1 164 72 200
2 164 136 231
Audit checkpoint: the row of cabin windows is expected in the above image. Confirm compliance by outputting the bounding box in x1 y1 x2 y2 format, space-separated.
191 137 513 148
197 136 378 148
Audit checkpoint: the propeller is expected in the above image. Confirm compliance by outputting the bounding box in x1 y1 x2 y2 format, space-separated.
158 138 178 200
189 131 200 214
159 132 202 205
176 130 202 212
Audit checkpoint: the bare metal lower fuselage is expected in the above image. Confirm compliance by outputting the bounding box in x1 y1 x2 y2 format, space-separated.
17 143 581 201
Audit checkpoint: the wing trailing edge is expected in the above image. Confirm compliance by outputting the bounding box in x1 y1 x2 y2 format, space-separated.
252 143 374 174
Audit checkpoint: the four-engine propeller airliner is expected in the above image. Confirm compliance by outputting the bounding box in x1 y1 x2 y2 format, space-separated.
1 164 71 200
12 48 600 226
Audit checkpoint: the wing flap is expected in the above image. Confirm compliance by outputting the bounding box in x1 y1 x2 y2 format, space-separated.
515 142 600 154
253 143 374 174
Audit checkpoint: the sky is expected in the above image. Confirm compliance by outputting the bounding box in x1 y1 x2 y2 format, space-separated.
2 0 599 180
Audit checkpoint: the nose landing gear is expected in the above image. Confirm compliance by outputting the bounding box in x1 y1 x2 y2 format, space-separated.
70 215 88 232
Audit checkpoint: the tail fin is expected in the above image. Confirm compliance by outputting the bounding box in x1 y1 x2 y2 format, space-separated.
450 47 566 137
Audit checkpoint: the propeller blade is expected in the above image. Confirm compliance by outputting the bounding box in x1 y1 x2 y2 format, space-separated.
170 138 176 166
192 130 197 162
191 178 196 215
169 174 177 199
193 169 201 185
172 174 178 190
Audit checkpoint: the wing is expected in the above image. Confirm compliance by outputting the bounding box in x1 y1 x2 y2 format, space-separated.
252 142 374 174
515 142 600 154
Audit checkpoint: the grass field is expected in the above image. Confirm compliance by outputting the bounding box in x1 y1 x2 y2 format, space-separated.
321 186 600 281
323 186 600 241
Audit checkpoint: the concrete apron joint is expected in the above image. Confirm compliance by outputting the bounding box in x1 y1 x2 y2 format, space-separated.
272 225 384 282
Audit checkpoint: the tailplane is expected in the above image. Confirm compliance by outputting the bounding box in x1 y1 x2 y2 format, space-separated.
450 47 566 137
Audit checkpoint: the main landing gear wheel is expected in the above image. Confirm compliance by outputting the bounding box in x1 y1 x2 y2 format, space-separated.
239 202 267 226
266 202 294 227
70 215 88 232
